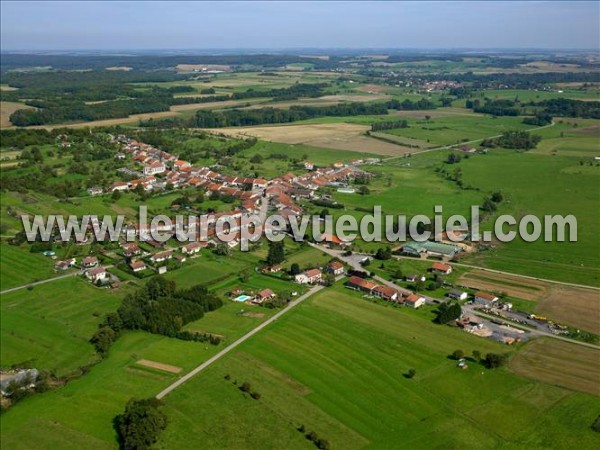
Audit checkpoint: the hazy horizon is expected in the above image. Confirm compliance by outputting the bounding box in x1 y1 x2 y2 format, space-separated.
1 1 598 51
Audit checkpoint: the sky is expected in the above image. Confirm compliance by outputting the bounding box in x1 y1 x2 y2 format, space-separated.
1 1 598 51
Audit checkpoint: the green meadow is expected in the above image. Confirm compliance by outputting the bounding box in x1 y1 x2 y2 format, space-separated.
0 277 124 375
158 286 600 449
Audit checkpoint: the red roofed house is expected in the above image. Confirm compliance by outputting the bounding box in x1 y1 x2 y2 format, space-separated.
144 160 166 176
150 250 173 263
432 262 452 275
320 233 350 249
173 160 191 171
129 260 147 273
346 276 378 293
474 291 499 307
373 285 399 301
327 261 345 276
86 266 107 283
81 256 98 269
254 288 276 304
295 268 322 285
405 293 426 309
181 242 203 255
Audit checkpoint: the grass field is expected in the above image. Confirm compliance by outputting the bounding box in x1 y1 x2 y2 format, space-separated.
380 114 532 147
157 286 600 449
0 276 123 375
0 243 57 291
509 338 600 397
457 150 600 286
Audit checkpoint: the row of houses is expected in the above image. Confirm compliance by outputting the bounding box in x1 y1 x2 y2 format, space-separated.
346 276 426 308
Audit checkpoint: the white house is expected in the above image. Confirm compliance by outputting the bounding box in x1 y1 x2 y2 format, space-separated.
295 268 322 284
86 266 107 283
448 289 468 301
144 161 166 176
405 293 426 309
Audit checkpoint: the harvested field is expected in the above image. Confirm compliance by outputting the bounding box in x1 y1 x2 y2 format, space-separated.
0 101 33 128
207 123 411 156
538 286 600 334
509 338 600 397
136 359 182 374
458 269 550 300
459 270 600 334
355 84 388 93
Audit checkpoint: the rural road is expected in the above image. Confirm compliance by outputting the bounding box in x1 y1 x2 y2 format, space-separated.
156 281 330 399
0 271 79 295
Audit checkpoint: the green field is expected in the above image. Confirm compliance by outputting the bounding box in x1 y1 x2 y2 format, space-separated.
0 277 124 375
158 286 600 449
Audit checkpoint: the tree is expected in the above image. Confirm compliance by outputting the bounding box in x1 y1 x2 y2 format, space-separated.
250 154 263 163
472 350 481 361
266 241 285 265
446 153 462 164
290 263 301 276
90 326 118 356
484 353 508 369
374 246 392 260
482 197 497 213
452 350 464 360
214 243 230 256
491 191 503 203
406 368 416 378
111 190 122 201
115 398 168 450
434 302 462 324
592 415 600 433
358 185 370 195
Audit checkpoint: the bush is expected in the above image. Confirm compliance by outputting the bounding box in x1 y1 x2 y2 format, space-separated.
406 368 416 378
452 350 464 360
250 391 261 400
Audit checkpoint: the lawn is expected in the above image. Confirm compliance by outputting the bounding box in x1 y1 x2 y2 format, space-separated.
158 285 600 449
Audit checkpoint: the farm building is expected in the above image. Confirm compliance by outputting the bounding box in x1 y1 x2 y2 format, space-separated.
448 289 468 301
401 241 460 258
346 276 378 293
474 291 499 306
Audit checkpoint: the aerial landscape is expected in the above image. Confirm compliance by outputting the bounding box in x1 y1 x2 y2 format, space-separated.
0 1 599 449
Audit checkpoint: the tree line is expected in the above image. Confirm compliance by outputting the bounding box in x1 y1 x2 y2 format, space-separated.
90 277 223 357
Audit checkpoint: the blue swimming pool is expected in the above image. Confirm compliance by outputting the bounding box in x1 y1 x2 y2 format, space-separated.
233 295 252 302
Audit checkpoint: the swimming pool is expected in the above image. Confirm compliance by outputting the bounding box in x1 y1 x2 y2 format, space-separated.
233 295 252 302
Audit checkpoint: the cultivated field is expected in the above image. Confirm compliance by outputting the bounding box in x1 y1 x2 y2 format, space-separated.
458 269 551 301
208 123 411 155
509 338 600 397
537 286 600 334
0 101 33 128
136 359 182 374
